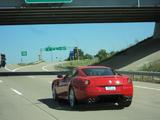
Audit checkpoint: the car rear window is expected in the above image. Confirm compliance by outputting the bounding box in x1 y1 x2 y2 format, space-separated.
82 68 115 76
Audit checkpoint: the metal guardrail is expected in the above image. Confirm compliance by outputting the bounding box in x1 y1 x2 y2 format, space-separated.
117 70 160 77
0 71 69 76
117 70 160 83
0 70 160 77
0 70 159 83
0 7 160 25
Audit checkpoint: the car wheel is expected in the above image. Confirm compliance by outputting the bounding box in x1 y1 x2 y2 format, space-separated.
124 101 132 107
52 87 58 102
69 88 76 108
117 98 124 108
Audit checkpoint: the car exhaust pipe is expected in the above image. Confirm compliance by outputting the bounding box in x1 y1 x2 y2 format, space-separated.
88 98 96 104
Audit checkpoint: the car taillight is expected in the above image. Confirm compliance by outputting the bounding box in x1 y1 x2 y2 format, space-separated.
128 78 132 83
84 80 90 85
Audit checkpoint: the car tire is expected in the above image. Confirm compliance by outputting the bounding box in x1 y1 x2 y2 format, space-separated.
68 88 77 108
117 98 124 108
124 101 132 107
52 87 58 102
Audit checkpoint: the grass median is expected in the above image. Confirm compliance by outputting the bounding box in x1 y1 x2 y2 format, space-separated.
55 59 99 70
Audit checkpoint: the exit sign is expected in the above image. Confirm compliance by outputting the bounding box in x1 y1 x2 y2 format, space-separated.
25 0 72 3
21 51 27 56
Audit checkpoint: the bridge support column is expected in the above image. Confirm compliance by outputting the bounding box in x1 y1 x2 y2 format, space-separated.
153 22 160 39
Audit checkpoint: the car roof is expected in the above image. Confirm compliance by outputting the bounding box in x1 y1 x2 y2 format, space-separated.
77 66 110 69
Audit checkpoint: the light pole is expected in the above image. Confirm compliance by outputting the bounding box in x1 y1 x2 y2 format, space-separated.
76 47 79 60
137 0 140 7
75 39 79 60
38 48 43 61
51 51 53 62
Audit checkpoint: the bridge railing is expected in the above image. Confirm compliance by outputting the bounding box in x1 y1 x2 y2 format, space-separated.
117 70 160 83
0 71 69 76
0 70 160 83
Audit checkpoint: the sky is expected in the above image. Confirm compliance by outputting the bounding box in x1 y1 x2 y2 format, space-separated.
0 22 155 64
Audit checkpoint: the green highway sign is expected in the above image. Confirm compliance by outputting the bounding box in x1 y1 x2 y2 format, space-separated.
21 51 27 56
45 47 52 51
56 47 67 50
25 0 72 3
45 46 67 51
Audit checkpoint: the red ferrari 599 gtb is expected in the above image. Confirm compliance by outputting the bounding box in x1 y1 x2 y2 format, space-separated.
52 66 133 108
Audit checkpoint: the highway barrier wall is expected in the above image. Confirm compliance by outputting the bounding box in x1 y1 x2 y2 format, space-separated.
0 70 160 83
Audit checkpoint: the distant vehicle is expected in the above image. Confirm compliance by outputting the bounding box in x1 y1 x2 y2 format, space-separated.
51 66 133 108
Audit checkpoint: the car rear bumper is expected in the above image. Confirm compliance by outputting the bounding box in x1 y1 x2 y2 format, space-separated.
96 95 132 103
75 85 133 101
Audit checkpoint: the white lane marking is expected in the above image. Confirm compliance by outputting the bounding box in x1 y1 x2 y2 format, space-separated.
28 76 35 78
42 62 65 71
5 66 14 72
135 85 160 91
11 88 23 96
5 66 25 72
42 65 49 71
49 81 52 84
12 65 32 72
0 80 3 83
5 65 36 72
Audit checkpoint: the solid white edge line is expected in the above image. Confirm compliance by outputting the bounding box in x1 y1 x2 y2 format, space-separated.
12 66 32 72
41 62 64 71
134 85 160 91
0 80 3 83
6 65 36 72
11 88 23 96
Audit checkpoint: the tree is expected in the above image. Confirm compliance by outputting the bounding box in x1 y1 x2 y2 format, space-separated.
78 49 84 60
84 53 93 59
95 49 109 61
74 47 84 60
66 47 93 61
109 51 117 57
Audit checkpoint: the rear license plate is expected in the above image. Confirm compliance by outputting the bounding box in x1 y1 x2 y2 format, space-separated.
105 86 116 91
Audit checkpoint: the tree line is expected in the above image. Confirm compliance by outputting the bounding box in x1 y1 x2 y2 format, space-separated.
67 47 116 62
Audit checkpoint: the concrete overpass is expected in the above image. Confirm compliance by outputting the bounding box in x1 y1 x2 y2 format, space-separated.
0 0 160 8
154 23 160 38
0 0 160 38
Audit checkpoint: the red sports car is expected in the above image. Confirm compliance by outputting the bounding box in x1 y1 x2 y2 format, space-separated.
51 66 133 108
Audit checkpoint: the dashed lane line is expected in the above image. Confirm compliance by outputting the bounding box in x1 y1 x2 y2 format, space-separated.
11 88 23 96
10 87 58 120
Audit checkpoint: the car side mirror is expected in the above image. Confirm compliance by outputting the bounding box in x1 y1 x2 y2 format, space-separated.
57 75 63 78
64 74 69 79
116 72 121 76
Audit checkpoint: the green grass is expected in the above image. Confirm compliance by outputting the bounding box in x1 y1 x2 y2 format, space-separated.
55 58 99 70
17 60 45 66
139 60 160 72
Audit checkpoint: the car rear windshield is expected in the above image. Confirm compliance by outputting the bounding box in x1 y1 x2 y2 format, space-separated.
82 68 115 76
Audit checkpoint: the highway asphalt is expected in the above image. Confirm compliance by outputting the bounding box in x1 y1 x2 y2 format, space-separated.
0 63 160 120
